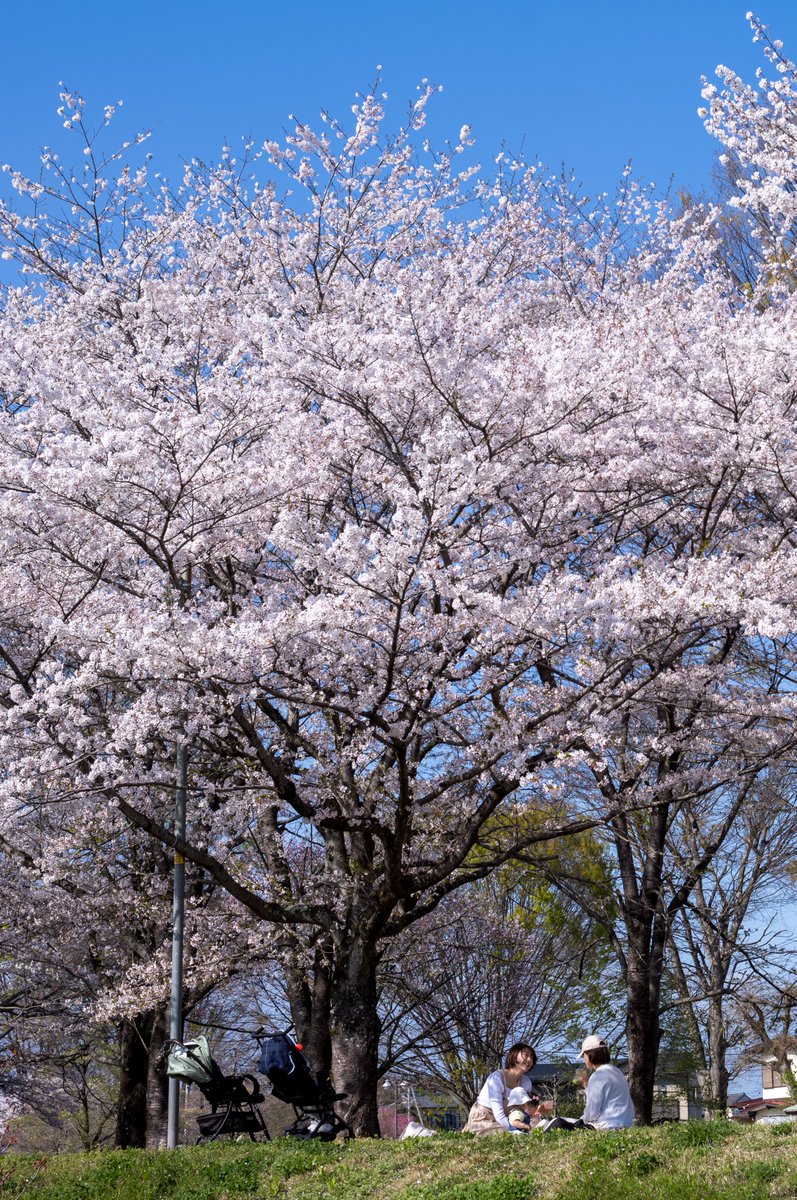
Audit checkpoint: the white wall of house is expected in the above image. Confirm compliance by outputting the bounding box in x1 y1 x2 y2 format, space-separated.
762 1054 797 1101
653 1078 704 1121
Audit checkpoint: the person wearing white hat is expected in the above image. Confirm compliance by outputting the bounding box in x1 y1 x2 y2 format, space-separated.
542 1035 634 1132
578 1035 634 1129
506 1086 543 1132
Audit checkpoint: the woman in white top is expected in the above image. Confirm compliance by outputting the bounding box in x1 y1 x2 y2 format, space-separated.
580 1035 635 1128
542 1035 634 1132
463 1044 552 1135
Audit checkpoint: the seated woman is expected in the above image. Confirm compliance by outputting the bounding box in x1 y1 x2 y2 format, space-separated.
463 1044 552 1135
580 1034 634 1129
544 1035 634 1131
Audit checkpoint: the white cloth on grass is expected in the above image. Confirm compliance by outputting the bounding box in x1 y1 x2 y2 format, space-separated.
400 1121 437 1138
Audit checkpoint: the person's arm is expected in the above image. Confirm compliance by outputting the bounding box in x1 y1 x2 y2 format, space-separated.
582 1073 606 1125
522 1075 553 1117
484 1072 511 1129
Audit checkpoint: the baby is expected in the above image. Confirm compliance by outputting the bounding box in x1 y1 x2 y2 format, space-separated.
507 1086 542 1132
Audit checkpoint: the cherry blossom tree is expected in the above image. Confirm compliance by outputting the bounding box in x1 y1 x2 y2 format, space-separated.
699 12 797 295
0 806 193 1147
2 32 797 1133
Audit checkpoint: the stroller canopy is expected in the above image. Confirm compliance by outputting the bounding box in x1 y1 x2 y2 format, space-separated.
166 1036 217 1087
258 1031 327 1107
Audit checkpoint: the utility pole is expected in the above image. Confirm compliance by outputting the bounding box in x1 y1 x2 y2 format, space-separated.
166 741 188 1149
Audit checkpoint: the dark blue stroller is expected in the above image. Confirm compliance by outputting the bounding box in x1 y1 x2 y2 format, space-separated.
257 1030 351 1141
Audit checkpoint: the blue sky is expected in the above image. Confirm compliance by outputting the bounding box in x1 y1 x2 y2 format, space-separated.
3 2 797 200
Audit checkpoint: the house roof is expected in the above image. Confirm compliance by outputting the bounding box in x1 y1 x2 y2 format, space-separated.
733 1098 792 1113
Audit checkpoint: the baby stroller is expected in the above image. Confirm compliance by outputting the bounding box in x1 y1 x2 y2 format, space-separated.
165 1035 270 1143
257 1030 351 1141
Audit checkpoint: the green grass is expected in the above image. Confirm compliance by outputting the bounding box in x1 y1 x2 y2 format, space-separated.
1 1122 796 1200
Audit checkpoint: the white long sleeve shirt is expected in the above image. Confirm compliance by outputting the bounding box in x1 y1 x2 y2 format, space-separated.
583 1064 635 1129
476 1070 533 1130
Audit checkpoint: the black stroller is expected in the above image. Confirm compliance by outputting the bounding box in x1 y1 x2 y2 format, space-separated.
165 1035 270 1143
257 1030 351 1141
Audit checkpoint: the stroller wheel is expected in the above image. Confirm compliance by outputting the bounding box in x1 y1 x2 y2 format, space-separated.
196 1128 270 1145
285 1110 353 1142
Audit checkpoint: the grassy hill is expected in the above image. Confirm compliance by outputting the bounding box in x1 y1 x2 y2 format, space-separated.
2 1120 796 1200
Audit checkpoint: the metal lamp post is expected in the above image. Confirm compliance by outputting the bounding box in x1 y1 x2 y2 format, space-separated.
166 741 188 1149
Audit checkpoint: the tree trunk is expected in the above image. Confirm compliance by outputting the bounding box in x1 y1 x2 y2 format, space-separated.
115 1013 153 1148
285 943 333 1081
706 991 729 1114
611 798 671 1126
625 958 661 1125
329 940 381 1137
668 935 713 1114
145 1002 170 1148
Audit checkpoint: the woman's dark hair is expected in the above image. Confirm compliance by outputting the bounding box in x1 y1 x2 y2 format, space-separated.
505 1043 537 1070
584 1046 611 1068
